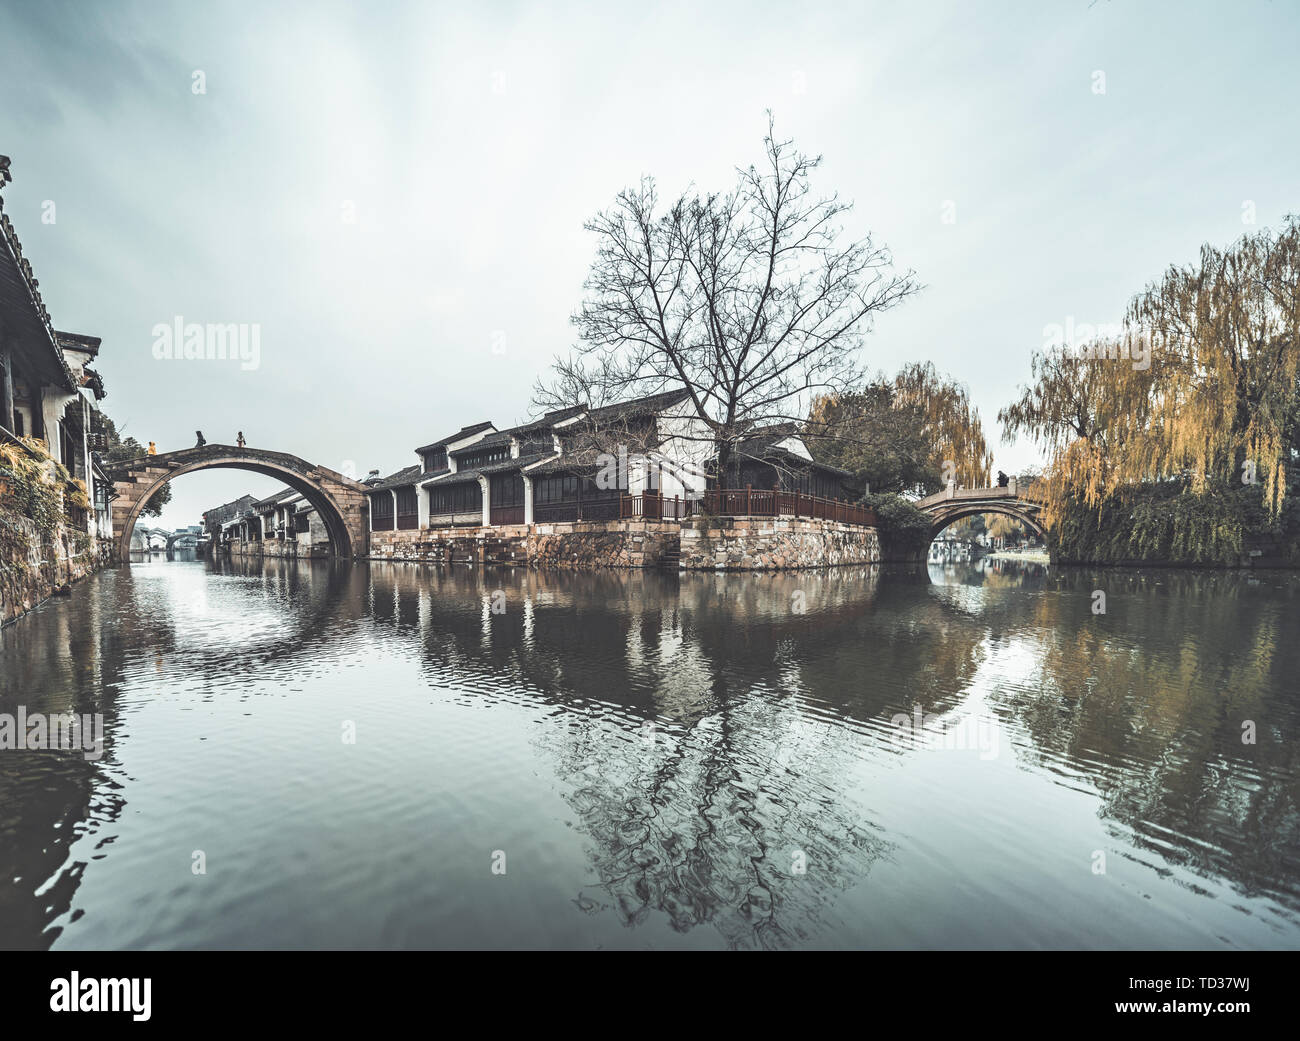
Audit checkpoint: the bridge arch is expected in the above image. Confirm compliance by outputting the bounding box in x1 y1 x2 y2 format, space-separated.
926 502 1046 542
914 486 1047 552
106 445 369 563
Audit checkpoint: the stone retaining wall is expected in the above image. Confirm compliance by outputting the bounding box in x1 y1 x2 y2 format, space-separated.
526 520 675 569
1 515 102 627
678 516 880 571
367 517 878 571
368 520 677 570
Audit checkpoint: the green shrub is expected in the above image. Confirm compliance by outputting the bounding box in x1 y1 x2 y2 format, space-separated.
861 492 932 556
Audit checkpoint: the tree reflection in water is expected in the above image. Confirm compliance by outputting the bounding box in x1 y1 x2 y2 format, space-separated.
1 556 1297 949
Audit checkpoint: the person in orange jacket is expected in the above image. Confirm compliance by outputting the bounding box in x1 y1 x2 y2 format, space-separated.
148 441 157 455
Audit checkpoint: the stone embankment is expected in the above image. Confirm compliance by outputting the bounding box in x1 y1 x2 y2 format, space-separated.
366 516 880 571
1 514 102 626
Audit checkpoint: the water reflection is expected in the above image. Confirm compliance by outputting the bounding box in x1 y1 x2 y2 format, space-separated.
1 556 1297 949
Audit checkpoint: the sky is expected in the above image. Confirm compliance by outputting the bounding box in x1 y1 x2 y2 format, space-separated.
2 0 1298 529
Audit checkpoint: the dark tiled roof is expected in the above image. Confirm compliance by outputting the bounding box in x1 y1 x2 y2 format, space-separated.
414 421 495 454
734 422 800 456
0 175 78 392
424 469 483 487
454 429 513 451
430 453 556 485
444 394 688 462
764 445 853 478
366 464 421 492
55 331 102 357
584 388 689 424
718 424 854 478
201 494 259 524
253 487 299 510
505 405 587 436
523 450 601 476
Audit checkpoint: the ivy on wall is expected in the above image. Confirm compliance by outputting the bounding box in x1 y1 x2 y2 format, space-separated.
0 436 89 548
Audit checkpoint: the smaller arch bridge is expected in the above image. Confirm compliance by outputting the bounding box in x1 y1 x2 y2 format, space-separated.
915 485 1045 542
104 444 370 562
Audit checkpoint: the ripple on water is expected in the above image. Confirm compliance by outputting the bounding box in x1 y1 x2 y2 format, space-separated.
0 558 1296 949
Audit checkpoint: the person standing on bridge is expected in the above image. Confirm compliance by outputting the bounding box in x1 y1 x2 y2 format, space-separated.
195 430 206 447
237 431 246 449
997 470 1009 488
148 441 157 455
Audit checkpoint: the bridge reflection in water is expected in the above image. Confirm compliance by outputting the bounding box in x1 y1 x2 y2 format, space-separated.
1 557 1298 949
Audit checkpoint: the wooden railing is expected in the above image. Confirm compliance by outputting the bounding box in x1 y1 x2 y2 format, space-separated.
619 493 691 520
620 487 876 527
396 512 419 530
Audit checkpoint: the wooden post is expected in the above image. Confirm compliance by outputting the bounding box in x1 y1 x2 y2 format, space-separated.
0 348 14 434
745 483 751 515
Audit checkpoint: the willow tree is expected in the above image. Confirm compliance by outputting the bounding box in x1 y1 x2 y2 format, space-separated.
1128 217 1300 517
807 362 991 494
1001 217 1300 529
996 344 1142 526
893 361 992 487
534 117 919 483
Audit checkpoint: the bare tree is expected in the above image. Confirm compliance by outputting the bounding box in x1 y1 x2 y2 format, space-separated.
535 116 920 484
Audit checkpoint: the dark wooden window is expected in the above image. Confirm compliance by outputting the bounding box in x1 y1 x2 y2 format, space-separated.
489 473 524 508
294 511 311 534
371 493 394 531
733 461 843 501
429 482 482 516
455 445 510 469
531 473 619 521
788 468 843 500
396 486 418 529
422 448 447 472
517 434 551 456
489 473 525 525
533 474 579 505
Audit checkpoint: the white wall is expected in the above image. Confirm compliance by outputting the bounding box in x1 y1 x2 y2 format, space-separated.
653 398 713 498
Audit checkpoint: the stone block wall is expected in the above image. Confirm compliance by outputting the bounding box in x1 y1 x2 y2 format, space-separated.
228 537 331 560
369 525 528 565
678 516 880 571
1 515 101 626
368 520 677 570
365 517 876 571
526 520 676 569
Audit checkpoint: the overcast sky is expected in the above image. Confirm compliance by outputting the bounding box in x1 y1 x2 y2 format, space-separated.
2 0 1298 529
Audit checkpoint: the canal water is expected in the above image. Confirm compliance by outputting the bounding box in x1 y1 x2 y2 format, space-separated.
1 556 1297 950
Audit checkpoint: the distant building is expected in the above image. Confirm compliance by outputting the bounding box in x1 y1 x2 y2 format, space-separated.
201 490 331 558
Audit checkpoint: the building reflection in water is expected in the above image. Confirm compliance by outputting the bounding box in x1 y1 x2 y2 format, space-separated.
1 556 1297 949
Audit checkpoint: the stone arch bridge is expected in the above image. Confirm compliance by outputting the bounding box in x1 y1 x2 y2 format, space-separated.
915 484 1045 541
104 444 370 562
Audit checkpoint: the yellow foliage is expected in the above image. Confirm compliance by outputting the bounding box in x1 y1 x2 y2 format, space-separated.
1001 218 1300 523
